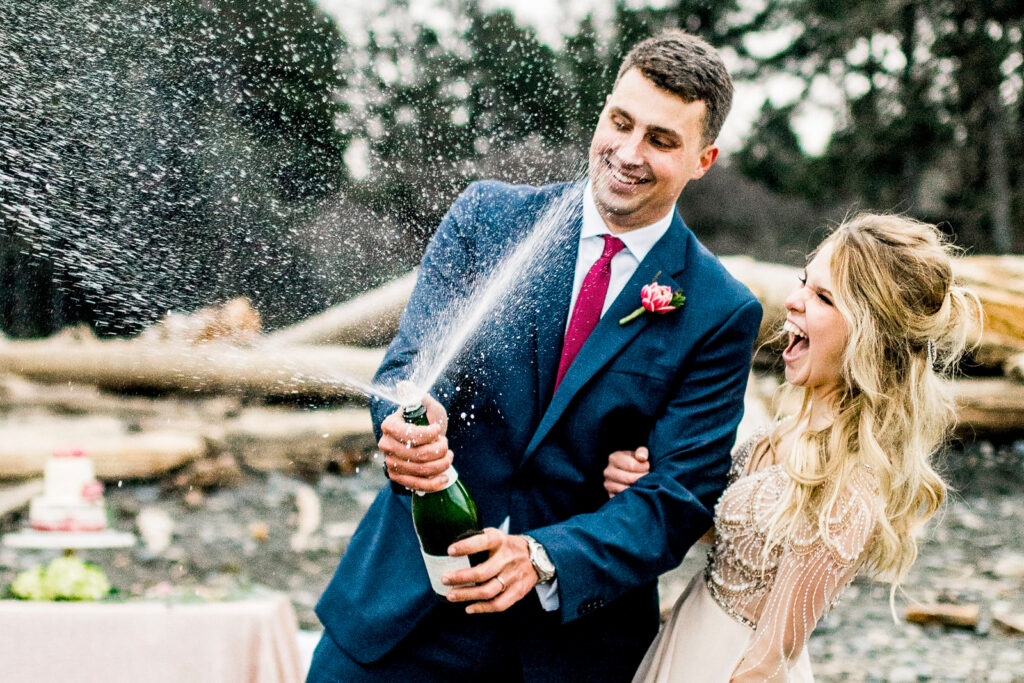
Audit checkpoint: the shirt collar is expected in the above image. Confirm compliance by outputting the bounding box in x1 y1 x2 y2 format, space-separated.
581 180 674 262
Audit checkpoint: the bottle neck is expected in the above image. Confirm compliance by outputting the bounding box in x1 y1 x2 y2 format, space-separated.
402 403 429 427
414 465 458 496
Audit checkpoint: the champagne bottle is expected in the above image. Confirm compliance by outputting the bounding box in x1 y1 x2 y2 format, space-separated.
403 403 482 596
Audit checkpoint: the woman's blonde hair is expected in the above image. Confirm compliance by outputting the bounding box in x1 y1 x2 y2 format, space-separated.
764 212 978 584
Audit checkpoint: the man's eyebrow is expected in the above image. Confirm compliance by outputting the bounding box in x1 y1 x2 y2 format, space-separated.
609 107 681 141
646 125 681 141
608 106 634 121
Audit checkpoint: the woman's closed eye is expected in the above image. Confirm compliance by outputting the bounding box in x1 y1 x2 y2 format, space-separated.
799 273 833 306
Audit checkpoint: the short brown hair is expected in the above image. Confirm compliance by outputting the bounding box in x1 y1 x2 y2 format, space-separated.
616 30 733 146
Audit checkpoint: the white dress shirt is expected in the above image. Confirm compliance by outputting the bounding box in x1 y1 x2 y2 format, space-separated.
533 182 675 612
565 181 676 331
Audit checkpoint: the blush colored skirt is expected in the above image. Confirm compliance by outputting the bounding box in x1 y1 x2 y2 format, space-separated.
632 574 814 682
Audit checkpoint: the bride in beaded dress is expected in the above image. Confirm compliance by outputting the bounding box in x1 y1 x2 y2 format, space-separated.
604 213 977 682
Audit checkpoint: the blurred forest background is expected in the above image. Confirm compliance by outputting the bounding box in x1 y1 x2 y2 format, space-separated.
2 0 1023 337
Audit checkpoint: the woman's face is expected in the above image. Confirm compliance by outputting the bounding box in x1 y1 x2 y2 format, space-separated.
782 242 849 397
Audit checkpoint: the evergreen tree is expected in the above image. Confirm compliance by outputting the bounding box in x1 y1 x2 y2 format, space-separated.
732 0 1023 250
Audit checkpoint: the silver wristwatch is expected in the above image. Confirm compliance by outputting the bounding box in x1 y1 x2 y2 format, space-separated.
521 535 557 584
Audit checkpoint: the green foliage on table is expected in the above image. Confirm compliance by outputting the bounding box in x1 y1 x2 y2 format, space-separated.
10 557 112 601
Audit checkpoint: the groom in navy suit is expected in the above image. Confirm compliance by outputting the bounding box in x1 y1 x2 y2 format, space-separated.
309 30 761 681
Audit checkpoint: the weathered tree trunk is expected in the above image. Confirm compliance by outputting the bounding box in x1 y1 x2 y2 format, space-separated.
0 415 207 479
906 604 979 629
263 270 417 347
224 407 375 474
986 91 1013 254
1005 353 1024 384
0 373 243 418
742 374 1024 435
0 479 43 517
0 340 384 398
952 378 1024 435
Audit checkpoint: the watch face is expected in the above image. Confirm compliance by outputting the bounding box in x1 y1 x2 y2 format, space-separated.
528 540 555 580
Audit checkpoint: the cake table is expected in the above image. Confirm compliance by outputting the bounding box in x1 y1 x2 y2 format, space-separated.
2 528 135 550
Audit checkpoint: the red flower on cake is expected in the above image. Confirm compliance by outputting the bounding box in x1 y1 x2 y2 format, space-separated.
81 480 104 502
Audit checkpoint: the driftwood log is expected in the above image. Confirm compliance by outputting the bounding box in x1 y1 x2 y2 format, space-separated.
0 415 207 479
0 479 43 518
1004 353 1024 383
224 407 376 474
0 401 377 480
263 270 417 347
905 603 980 629
0 373 243 419
0 340 384 398
265 255 1024 374
743 374 1024 435
1 371 1022 482
952 378 1024 435
719 256 799 348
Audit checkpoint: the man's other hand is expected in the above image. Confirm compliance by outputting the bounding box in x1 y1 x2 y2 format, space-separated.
442 528 538 614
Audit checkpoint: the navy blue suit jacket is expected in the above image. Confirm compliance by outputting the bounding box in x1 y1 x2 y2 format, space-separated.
315 180 762 676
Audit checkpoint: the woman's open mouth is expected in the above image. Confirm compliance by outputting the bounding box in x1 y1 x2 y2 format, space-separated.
782 320 809 362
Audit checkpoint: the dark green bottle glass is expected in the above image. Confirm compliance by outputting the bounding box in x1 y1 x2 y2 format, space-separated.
403 403 482 596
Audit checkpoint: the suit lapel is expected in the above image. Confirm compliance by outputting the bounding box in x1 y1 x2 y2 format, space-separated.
523 212 692 461
532 211 581 413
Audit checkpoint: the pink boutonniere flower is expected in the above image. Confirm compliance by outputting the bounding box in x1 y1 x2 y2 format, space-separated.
619 272 685 325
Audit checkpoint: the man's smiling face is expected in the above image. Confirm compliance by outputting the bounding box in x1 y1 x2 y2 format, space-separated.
588 68 718 233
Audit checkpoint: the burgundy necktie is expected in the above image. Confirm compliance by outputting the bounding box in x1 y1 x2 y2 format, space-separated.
554 234 626 390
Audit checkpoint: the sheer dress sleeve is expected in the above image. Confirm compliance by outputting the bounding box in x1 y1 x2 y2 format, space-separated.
730 476 879 682
728 428 767 484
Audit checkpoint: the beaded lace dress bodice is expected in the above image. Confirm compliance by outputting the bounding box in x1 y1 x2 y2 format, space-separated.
703 429 880 679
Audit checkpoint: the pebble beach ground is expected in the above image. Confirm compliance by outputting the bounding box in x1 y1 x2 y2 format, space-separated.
1 438 1022 682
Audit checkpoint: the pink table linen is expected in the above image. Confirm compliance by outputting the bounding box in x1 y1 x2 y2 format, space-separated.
0 590 303 683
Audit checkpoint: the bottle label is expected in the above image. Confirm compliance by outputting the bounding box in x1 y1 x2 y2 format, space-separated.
413 465 459 497
420 549 471 596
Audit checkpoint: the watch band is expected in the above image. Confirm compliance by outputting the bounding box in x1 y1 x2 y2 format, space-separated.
522 535 556 584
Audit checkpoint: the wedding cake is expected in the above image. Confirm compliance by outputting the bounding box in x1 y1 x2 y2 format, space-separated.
29 450 107 532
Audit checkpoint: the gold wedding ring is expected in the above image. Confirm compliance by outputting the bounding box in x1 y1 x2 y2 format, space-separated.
495 576 507 592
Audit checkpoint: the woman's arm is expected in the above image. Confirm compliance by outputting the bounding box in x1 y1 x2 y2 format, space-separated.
603 447 650 497
730 488 877 681
604 447 716 541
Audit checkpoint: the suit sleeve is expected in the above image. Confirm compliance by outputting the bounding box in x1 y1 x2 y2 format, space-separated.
369 183 483 448
528 298 762 624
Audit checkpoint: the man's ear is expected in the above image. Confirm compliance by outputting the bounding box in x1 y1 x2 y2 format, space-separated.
692 145 719 179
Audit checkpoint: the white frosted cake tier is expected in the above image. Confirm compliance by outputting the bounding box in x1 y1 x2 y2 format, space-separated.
43 456 98 500
29 499 107 532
